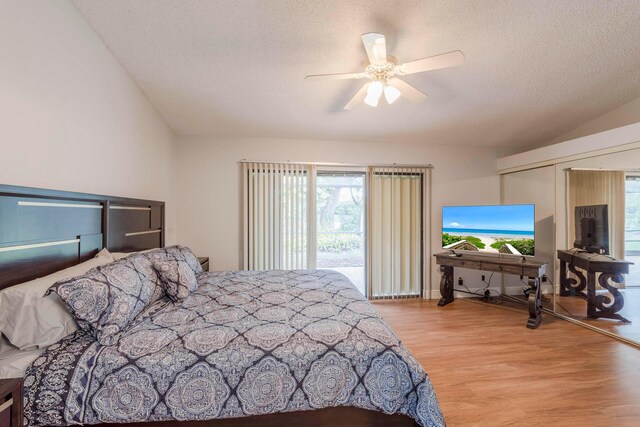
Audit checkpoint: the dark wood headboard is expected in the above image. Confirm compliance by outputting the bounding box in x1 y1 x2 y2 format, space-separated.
0 184 165 290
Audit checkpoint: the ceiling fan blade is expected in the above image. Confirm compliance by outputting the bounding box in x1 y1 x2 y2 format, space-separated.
344 83 371 110
398 50 465 75
305 72 365 81
388 78 427 103
361 33 387 65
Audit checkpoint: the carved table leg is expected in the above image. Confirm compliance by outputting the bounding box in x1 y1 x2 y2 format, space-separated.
560 261 587 297
437 265 454 306
527 277 542 329
587 272 630 323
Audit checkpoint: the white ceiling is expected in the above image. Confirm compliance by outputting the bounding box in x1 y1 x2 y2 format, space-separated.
71 0 640 148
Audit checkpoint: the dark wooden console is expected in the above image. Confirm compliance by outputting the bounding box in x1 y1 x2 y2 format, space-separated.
558 249 633 323
434 252 548 328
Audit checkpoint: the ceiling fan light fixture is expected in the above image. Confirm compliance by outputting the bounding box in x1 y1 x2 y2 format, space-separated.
368 81 383 96
384 84 401 104
306 33 463 110
364 81 383 107
364 92 380 107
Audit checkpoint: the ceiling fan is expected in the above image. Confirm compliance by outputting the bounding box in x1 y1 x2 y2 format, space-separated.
306 33 464 110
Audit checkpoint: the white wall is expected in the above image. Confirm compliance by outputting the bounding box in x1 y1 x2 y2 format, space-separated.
0 0 177 242
175 136 507 296
498 122 640 173
546 96 640 146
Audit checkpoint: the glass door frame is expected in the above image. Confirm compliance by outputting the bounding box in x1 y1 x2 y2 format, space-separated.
625 172 640 288
315 166 369 297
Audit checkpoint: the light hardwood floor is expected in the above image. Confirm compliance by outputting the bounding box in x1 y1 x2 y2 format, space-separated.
556 289 640 343
373 298 640 427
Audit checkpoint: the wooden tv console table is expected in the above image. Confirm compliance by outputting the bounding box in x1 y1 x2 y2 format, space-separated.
558 249 633 323
434 252 548 328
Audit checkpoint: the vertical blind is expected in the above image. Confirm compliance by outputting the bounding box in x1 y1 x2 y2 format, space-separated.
242 162 310 270
368 167 429 299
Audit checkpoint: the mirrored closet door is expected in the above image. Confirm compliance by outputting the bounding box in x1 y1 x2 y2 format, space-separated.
502 147 640 347
554 167 639 343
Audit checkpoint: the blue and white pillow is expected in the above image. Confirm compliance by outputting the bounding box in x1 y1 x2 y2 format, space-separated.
47 253 165 345
152 248 199 301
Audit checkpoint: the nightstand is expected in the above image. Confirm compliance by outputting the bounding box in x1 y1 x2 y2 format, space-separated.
198 257 210 272
0 378 22 427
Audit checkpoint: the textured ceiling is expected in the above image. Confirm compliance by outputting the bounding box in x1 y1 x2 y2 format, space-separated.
71 0 640 148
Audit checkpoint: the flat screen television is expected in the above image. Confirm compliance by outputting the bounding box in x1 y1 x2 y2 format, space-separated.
442 204 535 256
573 204 609 254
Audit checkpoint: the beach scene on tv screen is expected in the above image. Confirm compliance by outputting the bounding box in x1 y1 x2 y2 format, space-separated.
442 205 535 256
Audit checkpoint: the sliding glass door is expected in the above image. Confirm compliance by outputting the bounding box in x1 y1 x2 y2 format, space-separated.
316 172 366 295
242 162 430 300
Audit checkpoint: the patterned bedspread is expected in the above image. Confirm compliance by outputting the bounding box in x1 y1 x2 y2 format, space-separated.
24 270 444 426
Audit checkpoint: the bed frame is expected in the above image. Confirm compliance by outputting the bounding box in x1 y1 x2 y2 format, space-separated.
0 184 417 427
97 407 415 427
0 184 164 290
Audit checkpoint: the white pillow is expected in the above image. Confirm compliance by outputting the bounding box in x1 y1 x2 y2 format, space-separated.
0 248 114 350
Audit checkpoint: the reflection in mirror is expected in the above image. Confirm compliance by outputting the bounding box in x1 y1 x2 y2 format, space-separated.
555 169 640 344
625 175 640 285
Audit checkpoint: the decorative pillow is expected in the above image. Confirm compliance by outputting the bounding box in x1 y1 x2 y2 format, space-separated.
47 253 165 345
152 258 198 301
0 248 114 350
113 246 202 273
165 245 203 275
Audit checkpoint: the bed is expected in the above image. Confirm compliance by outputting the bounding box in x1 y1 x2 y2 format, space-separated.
0 185 444 427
